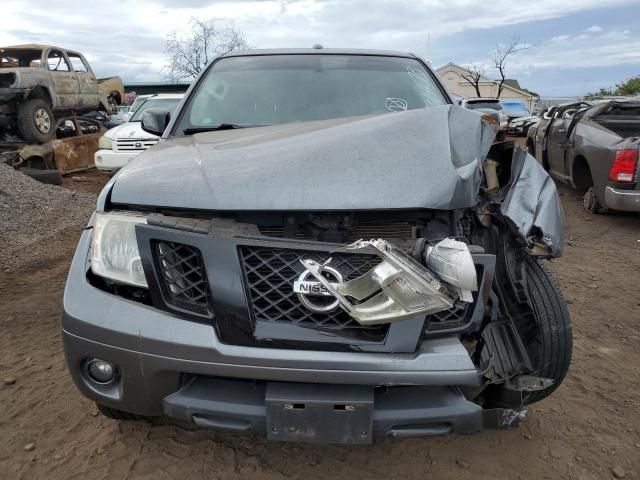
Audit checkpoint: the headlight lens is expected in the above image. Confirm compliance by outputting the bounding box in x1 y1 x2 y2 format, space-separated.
98 136 113 150
91 212 148 287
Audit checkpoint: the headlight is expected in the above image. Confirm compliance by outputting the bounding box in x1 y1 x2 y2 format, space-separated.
91 212 148 287
98 136 113 150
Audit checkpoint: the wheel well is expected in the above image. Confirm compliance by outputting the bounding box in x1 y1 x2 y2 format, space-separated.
26 86 52 106
23 156 46 169
572 155 593 193
109 91 122 104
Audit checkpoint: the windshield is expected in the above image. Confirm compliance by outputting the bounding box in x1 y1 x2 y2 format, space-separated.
129 96 151 114
130 98 181 122
176 54 447 134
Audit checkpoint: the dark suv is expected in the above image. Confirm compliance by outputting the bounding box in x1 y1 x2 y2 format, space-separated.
62 49 572 444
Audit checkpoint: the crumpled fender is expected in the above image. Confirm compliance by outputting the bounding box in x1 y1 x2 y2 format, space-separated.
498 147 565 257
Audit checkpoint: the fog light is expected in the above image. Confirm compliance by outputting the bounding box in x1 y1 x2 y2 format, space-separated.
86 359 115 384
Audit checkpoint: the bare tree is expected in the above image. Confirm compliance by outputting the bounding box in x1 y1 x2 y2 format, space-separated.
491 35 531 98
164 18 249 81
460 64 486 97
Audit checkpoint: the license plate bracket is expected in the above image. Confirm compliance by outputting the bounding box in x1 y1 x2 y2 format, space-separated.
266 383 374 444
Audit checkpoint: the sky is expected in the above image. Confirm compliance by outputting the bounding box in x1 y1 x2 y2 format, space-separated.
1 0 639 96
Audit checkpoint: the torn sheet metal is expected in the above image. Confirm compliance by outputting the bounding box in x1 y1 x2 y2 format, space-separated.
499 148 565 257
110 105 496 211
300 239 457 325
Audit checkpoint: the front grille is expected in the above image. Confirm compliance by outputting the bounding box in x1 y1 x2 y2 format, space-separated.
115 138 158 151
424 301 473 332
239 246 383 330
155 241 211 316
259 222 415 242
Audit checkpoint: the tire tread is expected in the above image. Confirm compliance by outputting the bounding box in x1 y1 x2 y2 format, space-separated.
522 255 572 404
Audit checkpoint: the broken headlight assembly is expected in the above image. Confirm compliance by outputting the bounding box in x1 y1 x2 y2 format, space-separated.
300 238 478 325
91 211 148 287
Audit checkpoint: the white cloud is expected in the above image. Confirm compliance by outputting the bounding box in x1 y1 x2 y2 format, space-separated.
494 29 640 75
1 0 639 87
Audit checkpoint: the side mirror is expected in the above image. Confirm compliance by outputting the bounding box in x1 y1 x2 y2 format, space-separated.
141 109 171 136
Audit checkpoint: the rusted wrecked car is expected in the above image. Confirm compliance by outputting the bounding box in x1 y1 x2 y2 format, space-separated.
0 44 123 143
527 100 640 213
62 48 571 444
0 116 105 184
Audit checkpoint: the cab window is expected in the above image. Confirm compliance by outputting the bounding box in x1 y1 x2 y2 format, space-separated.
47 50 71 72
67 53 89 73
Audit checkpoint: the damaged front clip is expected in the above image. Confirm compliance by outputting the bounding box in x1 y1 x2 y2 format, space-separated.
300 238 478 326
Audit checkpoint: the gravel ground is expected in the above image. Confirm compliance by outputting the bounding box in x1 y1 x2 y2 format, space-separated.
0 164 97 272
1 166 639 480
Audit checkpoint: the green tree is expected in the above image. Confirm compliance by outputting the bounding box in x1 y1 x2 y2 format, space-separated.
616 75 640 96
586 87 616 97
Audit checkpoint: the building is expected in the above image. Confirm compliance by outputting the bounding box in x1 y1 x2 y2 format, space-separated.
123 81 191 96
435 63 536 111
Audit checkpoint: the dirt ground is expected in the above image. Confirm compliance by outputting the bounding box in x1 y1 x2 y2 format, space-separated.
1 166 639 480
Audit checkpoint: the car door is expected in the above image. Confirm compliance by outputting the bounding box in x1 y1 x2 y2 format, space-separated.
52 118 89 173
534 107 555 160
46 49 80 109
66 51 99 110
545 107 575 178
77 117 104 169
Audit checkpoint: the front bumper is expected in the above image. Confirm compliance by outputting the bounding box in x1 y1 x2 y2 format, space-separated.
62 229 489 441
94 149 140 172
604 186 640 211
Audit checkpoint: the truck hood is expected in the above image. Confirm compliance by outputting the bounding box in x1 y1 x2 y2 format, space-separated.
109 105 496 211
104 121 155 140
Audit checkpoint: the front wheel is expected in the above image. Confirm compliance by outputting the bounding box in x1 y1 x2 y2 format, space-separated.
517 255 573 404
583 186 605 214
17 98 54 143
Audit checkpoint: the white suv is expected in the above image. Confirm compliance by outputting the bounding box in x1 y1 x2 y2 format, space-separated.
94 93 184 173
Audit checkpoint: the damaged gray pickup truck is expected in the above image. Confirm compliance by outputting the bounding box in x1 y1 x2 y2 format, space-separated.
62 49 572 444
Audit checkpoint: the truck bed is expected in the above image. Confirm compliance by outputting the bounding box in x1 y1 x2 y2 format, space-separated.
594 116 640 138
592 102 640 138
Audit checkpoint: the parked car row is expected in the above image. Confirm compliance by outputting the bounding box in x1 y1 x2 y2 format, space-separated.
94 93 184 173
457 97 533 140
1 43 187 182
0 44 123 143
526 99 640 214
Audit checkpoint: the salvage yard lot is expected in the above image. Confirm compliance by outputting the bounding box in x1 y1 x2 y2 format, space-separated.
1 164 639 480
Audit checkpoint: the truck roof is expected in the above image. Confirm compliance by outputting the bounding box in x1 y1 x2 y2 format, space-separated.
1 44 56 50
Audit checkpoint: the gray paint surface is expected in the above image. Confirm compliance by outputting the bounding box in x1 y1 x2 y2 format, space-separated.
500 148 565 257
110 106 495 211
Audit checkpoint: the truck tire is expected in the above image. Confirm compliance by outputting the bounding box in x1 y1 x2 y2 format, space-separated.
96 403 146 421
17 98 54 143
18 167 62 185
526 139 535 157
583 187 604 214
519 255 573 404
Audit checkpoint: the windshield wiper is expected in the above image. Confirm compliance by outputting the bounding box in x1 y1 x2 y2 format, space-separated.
183 124 267 134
